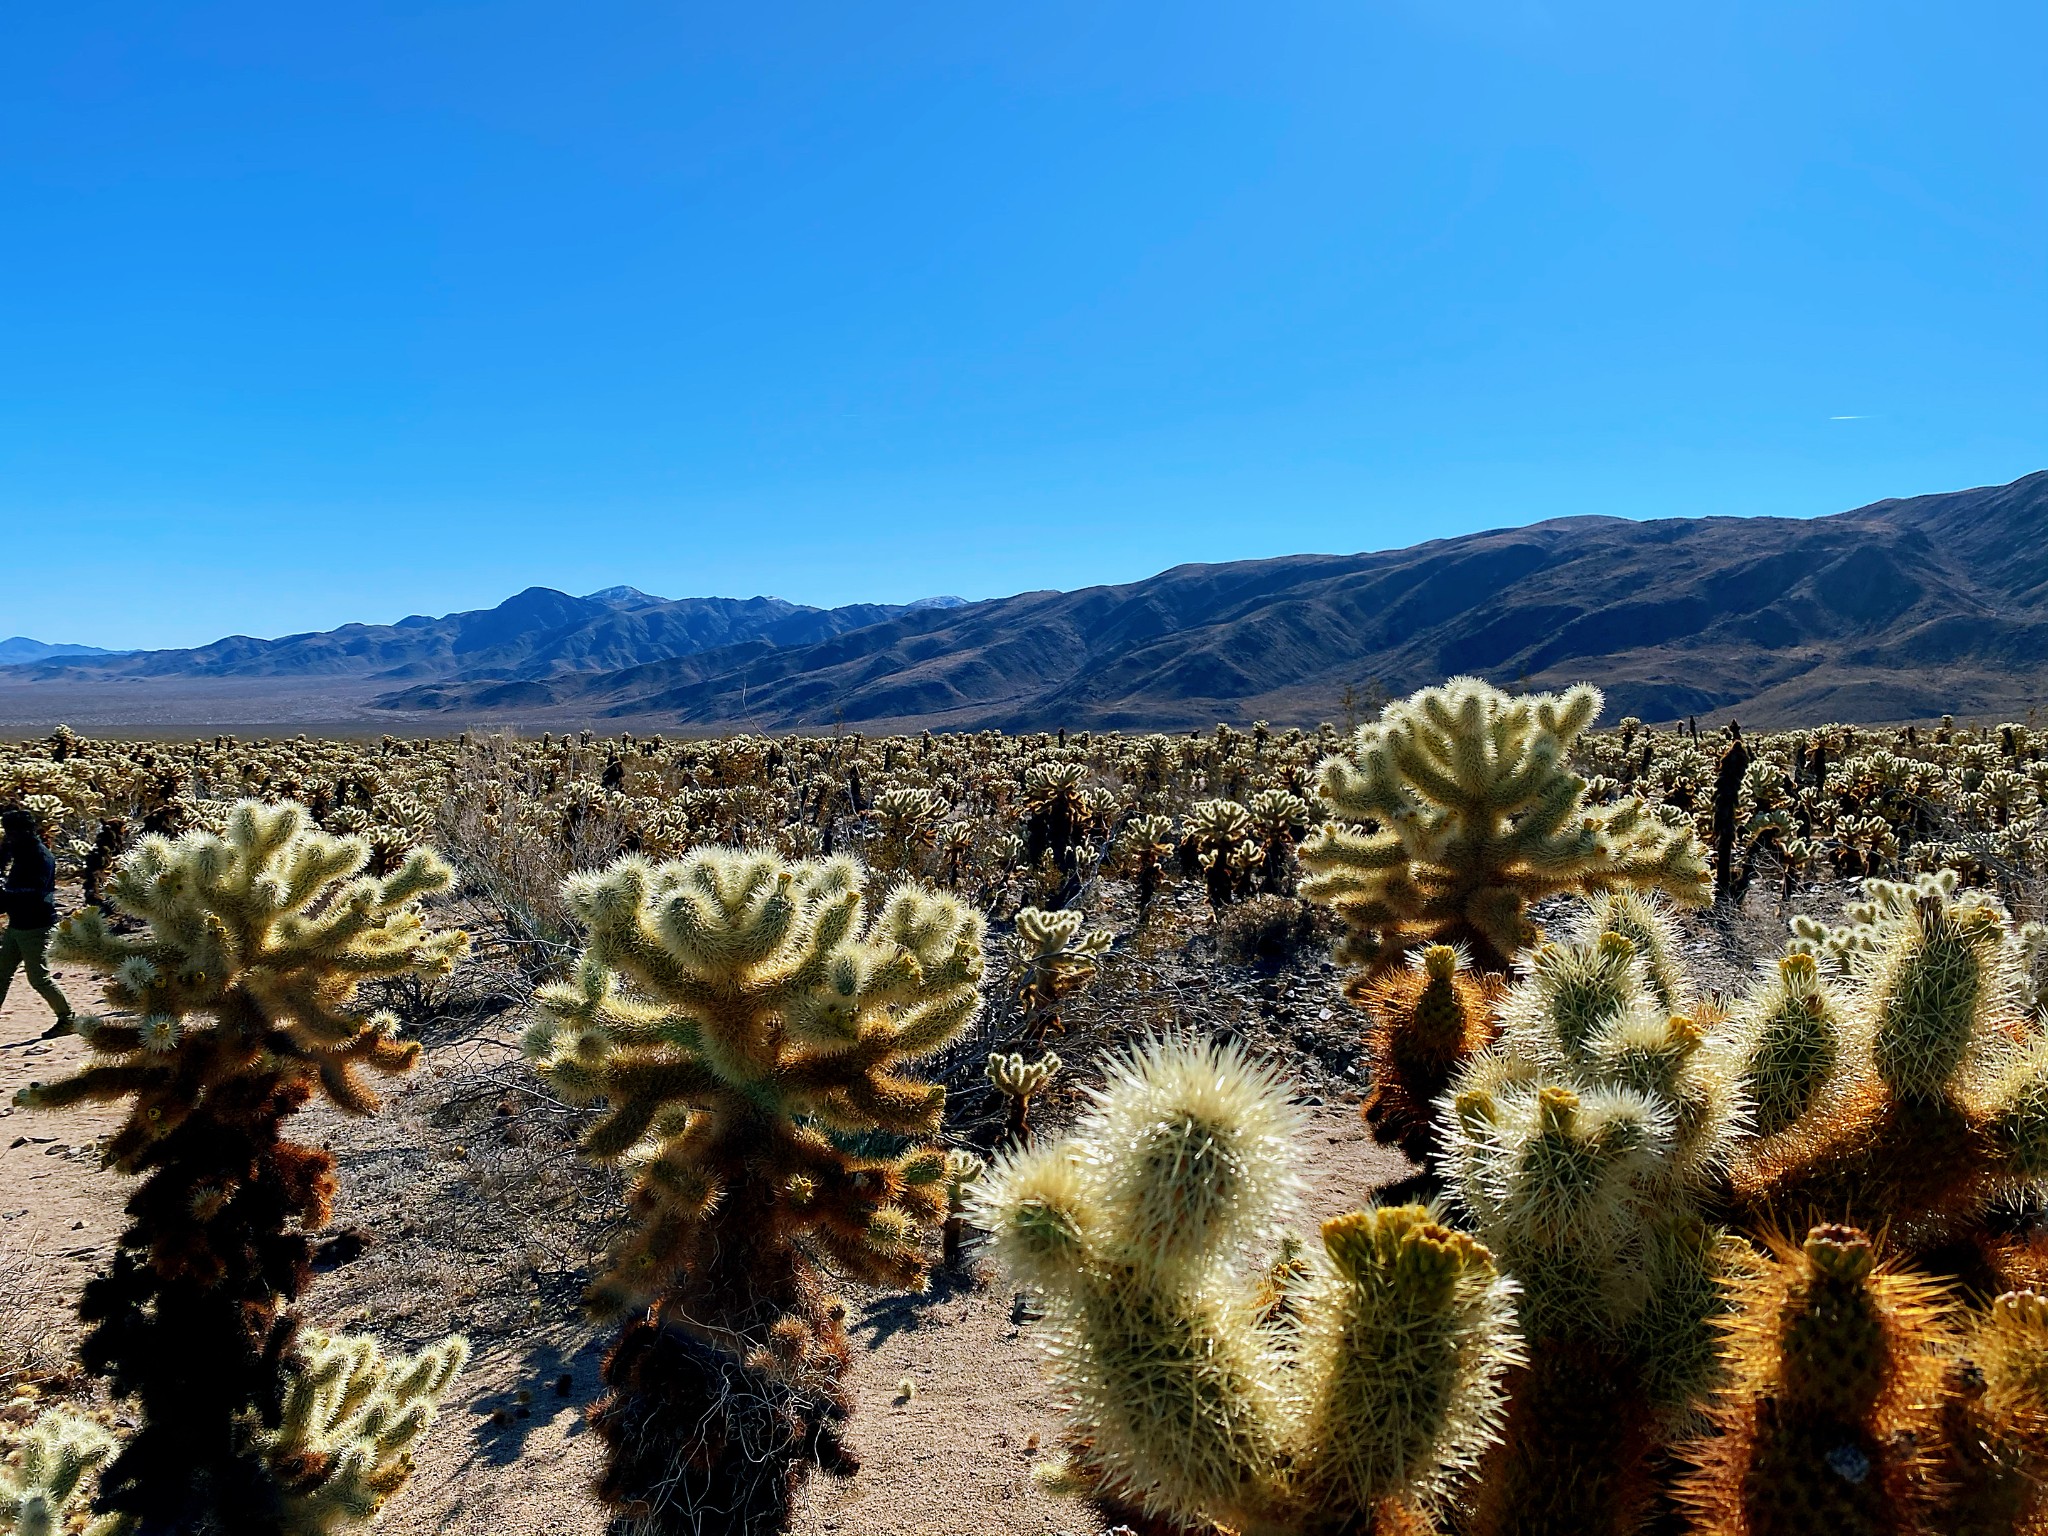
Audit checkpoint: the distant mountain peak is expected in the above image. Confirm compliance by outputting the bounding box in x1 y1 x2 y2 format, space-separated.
583 585 668 608
904 595 969 610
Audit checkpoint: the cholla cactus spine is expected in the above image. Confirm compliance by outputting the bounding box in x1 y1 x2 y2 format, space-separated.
1678 1225 1951 1534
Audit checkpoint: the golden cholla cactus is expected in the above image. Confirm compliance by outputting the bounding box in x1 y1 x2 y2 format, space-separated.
1 1407 119 1536
9 799 468 1536
1299 677 1709 974
1734 875 2048 1255
525 847 984 1532
976 1036 1519 1536
258 1329 469 1535
1933 1288 2048 1535
1011 906 1109 1040
29 800 467 1165
1679 1225 1952 1536
1349 943 1503 1166
1449 919 1748 1536
986 1049 1061 1144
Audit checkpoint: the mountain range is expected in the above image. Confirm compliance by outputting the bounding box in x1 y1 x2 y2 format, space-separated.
0 638 127 666
3 471 2044 733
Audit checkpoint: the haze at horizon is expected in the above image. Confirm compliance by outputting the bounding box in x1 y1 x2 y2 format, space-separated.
3 1 2042 650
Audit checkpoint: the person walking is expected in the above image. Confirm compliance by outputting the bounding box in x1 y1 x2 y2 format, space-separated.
0 806 76 1034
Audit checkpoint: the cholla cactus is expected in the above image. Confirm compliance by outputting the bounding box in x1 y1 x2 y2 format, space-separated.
868 785 948 876
27 801 466 1164
11 801 468 1536
1349 944 1502 1166
1735 874 2048 1253
1188 799 1259 909
1021 762 1090 871
525 847 985 1532
1245 788 1310 895
1300 678 1710 973
1447 921 1747 1534
1011 907 1109 1040
1 1408 118 1536
1678 1226 1951 1535
1934 1288 2048 1534
986 1050 1061 1145
939 1148 986 1270
975 1036 1519 1535
257 1329 470 1535
1115 814 1179 919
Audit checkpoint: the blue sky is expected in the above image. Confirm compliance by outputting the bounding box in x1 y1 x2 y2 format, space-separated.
3 2 2042 649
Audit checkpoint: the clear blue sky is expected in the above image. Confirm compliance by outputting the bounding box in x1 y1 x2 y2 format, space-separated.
3 2 2043 649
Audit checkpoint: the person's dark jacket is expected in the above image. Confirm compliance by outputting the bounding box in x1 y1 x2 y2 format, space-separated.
2 836 59 929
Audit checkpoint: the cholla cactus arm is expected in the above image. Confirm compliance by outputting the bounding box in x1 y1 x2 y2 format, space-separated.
1678 1226 1953 1535
0 1408 116 1536
1294 1206 1520 1517
973 1038 1300 1532
23 801 468 1168
259 1330 469 1536
1350 943 1504 1167
1933 1288 2048 1535
1736 951 1846 1137
975 1037 1518 1536
1300 678 1709 973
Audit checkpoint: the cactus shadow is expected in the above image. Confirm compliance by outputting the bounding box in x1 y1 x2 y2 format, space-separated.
847 1261 986 1352
467 1332 607 1466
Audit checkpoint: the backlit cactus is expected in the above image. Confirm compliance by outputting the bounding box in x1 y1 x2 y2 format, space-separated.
1679 1225 1951 1536
1447 919 1747 1534
524 847 985 1532
1934 1288 2048 1535
1349 944 1502 1166
1734 873 2048 1254
976 1035 1519 1535
10 801 469 1536
1300 677 1710 973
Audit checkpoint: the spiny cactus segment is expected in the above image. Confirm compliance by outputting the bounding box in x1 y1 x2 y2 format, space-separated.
976 1035 1519 1535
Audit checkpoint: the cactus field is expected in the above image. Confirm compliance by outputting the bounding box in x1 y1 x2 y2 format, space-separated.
5 682 2048 1536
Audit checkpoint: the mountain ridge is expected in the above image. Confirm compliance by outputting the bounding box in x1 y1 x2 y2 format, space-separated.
5 472 2045 731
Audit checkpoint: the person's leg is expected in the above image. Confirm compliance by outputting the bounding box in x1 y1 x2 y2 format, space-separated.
0 925 21 1010
11 926 73 1024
